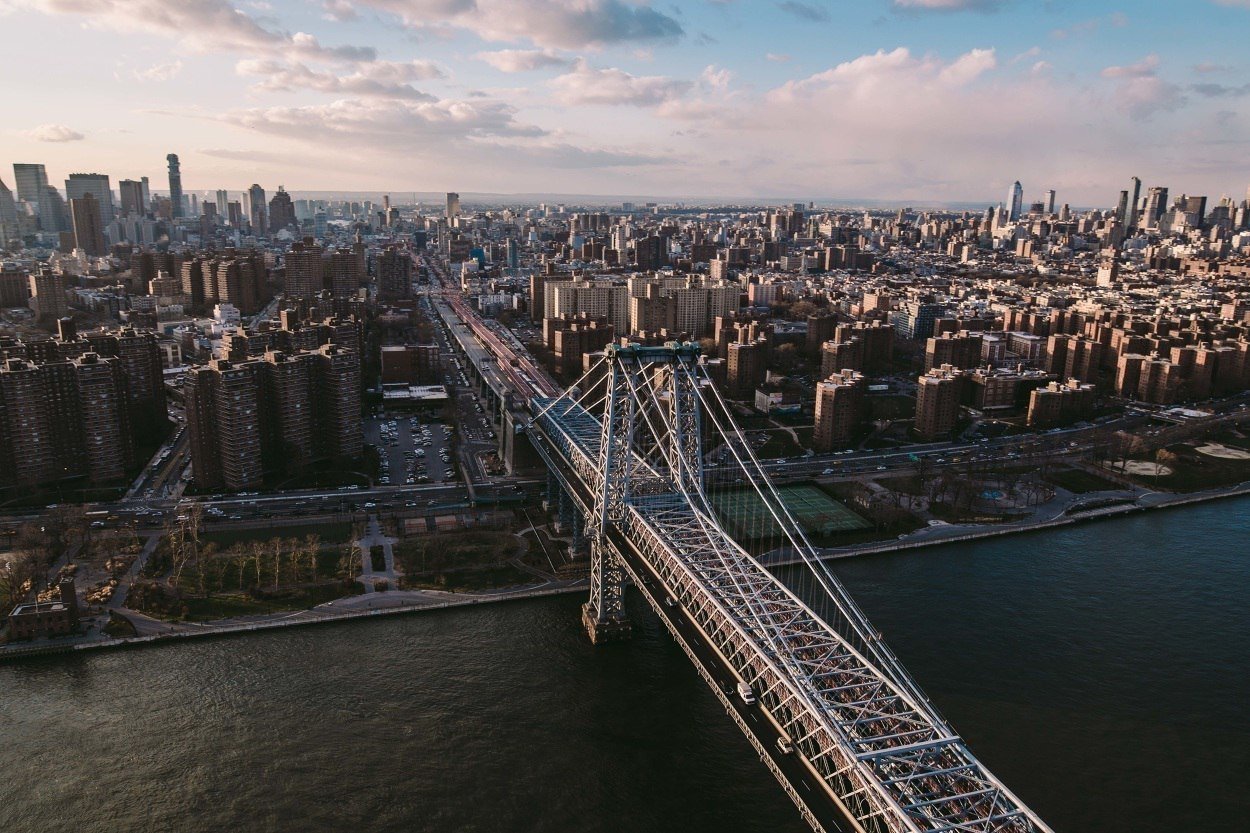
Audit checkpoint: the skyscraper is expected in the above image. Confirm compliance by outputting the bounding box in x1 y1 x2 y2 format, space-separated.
1115 190 1130 224
1006 181 1023 222
69 192 107 256
268 186 296 232
167 153 183 218
0 177 18 242
1044 190 1056 215
1144 186 1169 229
1127 176 1142 231
12 163 48 205
446 192 460 220
13 164 49 231
118 179 145 216
216 189 229 224
248 183 267 232
65 173 115 222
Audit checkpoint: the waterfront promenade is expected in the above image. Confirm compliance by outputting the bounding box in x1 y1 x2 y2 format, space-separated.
4 475 1248 664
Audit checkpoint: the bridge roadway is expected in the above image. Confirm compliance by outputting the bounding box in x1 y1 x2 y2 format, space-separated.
530 396 1049 833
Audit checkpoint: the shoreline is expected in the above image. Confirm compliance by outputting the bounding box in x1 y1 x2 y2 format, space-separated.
4 480 1248 665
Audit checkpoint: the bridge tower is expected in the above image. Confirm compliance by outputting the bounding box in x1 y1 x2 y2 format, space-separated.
582 342 703 643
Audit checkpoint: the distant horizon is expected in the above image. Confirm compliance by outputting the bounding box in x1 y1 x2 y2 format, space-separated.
128 186 1127 213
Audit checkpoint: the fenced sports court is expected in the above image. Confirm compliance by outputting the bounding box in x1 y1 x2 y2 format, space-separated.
710 483 869 542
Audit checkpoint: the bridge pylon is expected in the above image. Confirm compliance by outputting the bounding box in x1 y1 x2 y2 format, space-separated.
583 536 630 643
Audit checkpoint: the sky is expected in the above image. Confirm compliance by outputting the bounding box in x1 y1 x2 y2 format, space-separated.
2 0 1250 206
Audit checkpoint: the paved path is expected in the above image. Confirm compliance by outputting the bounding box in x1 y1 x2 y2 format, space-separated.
356 515 399 592
108 532 161 610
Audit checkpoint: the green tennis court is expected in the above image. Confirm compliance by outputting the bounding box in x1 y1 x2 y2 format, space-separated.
710 483 869 541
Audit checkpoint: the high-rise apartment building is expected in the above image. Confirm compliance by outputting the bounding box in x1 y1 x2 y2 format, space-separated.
813 369 866 452
185 359 263 491
72 353 134 482
28 268 68 320
924 332 983 371
915 366 964 440
546 280 630 334
185 342 361 491
284 241 325 298
314 343 363 461
167 154 183 218
375 246 413 299
0 350 136 487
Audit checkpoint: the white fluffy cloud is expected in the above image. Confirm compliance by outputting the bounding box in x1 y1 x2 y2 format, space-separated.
25 123 85 142
549 60 690 107
355 0 682 49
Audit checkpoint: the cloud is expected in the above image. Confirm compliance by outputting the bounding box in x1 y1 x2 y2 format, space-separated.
221 97 544 147
770 47 996 102
236 58 445 99
549 60 690 107
355 0 683 49
1193 62 1230 74
25 123 85 142
476 49 571 73
1100 56 1186 119
892 0 1004 10
321 0 357 20
1191 82 1250 98
1101 54 1159 79
134 59 183 81
776 1 828 22
14 0 376 62
766 53 791 63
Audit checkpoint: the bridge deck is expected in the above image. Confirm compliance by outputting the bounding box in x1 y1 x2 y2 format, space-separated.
532 396 1048 833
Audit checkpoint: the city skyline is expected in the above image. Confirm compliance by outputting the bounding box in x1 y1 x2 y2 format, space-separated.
2 0 1250 203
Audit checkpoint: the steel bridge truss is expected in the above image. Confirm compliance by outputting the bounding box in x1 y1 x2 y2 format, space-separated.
529 343 1052 833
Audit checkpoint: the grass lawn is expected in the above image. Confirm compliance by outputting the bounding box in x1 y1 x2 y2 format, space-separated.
867 395 917 421
398 564 536 592
1045 467 1122 494
394 530 519 574
1121 448 1250 493
203 522 355 549
180 583 363 622
755 430 805 459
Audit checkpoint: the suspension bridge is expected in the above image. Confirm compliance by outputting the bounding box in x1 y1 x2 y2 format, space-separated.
527 342 1052 833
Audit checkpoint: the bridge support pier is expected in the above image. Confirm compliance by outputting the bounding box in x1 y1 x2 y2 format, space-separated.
583 539 630 644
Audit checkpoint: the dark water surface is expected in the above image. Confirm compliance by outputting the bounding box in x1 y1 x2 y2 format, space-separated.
3 499 1248 832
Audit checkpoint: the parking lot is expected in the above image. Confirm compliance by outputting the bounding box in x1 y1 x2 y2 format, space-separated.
365 414 455 486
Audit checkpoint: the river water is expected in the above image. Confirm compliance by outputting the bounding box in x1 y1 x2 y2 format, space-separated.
3 499 1248 832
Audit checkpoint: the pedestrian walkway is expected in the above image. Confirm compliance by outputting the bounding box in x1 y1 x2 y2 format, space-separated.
356 515 400 592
